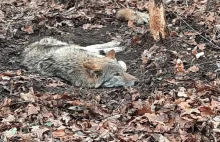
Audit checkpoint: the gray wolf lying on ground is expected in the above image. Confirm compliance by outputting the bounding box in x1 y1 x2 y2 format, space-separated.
22 37 137 88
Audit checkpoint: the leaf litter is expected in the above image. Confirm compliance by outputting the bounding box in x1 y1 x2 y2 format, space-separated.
0 0 220 141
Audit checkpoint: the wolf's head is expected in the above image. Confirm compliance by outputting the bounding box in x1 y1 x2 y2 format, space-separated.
83 50 137 88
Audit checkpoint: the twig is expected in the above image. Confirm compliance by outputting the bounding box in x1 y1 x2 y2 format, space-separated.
112 0 120 8
171 12 220 50
144 59 220 72
115 99 125 111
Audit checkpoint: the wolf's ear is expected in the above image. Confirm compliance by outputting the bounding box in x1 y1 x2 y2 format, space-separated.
105 49 115 59
83 61 101 71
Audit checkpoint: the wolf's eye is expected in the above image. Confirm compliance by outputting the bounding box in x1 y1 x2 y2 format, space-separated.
114 72 120 76
94 71 102 76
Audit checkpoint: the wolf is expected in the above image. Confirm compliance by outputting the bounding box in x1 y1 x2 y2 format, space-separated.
22 37 137 88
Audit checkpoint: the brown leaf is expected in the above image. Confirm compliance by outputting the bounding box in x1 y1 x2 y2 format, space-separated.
187 65 199 72
128 20 135 28
199 106 215 116
207 12 215 22
27 104 40 115
192 46 198 55
22 25 34 34
184 32 197 36
131 35 141 45
16 69 22 76
3 71 16 77
141 44 159 64
135 106 152 115
31 126 49 139
197 43 206 50
175 59 186 73
152 134 170 142
20 92 36 102
52 129 66 138
177 101 190 110
1 98 12 107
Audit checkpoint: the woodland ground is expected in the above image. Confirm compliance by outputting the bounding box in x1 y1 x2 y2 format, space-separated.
0 0 219 141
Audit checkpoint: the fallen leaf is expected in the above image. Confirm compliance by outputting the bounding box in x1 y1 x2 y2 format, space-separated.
71 100 85 106
3 128 17 138
20 92 36 102
195 52 204 59
178 101 191 110
188 65 199 72
141 44 159 64
31 126 49 139
27 104 40 115
1 76 10 80
131 35 141 45
22 25 34 34
152 134 170 142
192 46 198 55
52 129 66 138
175 59 186 73
199 106 215 116
207 13 215 22
2 114 16 122
128 20 135 28
1 98 12 106
135 106 152 115
197 43 206 50
83 24 103 30
177 87 188 98
3 71 16 77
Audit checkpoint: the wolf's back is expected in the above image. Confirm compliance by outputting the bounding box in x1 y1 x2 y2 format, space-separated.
22 38 107 87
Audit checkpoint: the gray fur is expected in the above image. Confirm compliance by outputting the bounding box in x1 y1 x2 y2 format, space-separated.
22 37 137 88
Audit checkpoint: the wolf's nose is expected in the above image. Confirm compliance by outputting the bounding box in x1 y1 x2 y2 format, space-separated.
134 80 139 86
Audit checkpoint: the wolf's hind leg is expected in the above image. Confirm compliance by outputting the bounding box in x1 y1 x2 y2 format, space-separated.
84 41 125 54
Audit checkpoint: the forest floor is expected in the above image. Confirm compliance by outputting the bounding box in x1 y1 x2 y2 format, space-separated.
0 0 219 141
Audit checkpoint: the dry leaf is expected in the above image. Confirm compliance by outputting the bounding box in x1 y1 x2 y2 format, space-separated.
199 106 215 116
20 92 36 102
188 65 199 72
135 106 152 115
1 98 12 106
52 129 66 138
192 46 198 55
31 126 49 139
175 59 186 73
27 104 40 115
22 25 34 34
196 52 204 59
3 71 16 77
83 24 103 30
128 20 135 28
197 43 206 50
177 87 188 98
131 35 141 45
